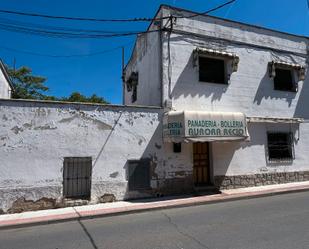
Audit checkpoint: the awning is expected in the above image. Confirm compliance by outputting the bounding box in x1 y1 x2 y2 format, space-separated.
163 111 249 143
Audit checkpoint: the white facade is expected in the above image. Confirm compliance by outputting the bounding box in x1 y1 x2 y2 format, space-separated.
1 5 309 214
124 5 309 186
0 60 12 99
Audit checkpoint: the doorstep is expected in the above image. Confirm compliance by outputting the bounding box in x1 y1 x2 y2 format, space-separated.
1 181 309 230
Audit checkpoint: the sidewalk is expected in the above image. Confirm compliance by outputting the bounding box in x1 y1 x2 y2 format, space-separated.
1 181 309 230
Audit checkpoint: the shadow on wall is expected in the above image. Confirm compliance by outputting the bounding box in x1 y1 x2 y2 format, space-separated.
213 123 266 186
122 121 164 200
294 74 309 119
171 51 228 104
253 68 296 107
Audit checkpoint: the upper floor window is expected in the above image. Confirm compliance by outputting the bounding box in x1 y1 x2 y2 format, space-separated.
126 72 138 103
269 61 306 92
193 47 239 85
199 57 226 84
274 68 295 91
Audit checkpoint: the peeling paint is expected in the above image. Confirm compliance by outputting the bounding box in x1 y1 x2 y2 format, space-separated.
11 126 23 134
99 193 116 203
7 197 56 213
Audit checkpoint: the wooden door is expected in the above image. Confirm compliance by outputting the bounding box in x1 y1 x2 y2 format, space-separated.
193 142 210 186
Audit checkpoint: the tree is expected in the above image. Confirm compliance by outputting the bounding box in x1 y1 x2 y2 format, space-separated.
7 66 48 99
61 92 108 104
6 64 109 104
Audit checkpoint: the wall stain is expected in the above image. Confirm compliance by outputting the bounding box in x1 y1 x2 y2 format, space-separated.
58 113 112 130
99 194 116 203
109 171 119 178
11 126 23 134
155 143 162 149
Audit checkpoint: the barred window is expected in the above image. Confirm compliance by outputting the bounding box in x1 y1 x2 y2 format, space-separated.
267 132 294 161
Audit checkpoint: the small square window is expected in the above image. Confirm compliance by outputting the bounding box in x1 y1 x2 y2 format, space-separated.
128 159 150 191
267 132 294 161
274 68 296 92
199 57 226 84
173 143 181 153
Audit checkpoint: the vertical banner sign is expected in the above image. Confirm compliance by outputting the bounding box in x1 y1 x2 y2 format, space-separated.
163 111 248 142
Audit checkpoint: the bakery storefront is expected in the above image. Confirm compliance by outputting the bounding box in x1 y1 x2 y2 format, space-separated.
163 111 249 186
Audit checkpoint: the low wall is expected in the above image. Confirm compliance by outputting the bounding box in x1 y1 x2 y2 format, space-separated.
0 99 167 213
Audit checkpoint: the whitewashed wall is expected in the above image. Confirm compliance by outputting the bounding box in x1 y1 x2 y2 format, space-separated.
0 69 11 99
125 5 309 181
0 100 169 212
124 26 162 106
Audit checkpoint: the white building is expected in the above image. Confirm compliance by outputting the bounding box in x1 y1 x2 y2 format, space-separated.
0 59 13 99
124 5 309 189
1 5 309 214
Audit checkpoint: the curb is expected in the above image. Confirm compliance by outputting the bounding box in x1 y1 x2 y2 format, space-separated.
1 185 309 230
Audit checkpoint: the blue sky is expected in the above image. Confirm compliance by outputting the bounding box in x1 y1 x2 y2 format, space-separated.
0 0 308 104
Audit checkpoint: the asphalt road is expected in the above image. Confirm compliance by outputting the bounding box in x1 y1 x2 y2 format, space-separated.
1 191 309 249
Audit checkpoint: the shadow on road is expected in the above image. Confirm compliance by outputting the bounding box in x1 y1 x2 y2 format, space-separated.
73 207 98 249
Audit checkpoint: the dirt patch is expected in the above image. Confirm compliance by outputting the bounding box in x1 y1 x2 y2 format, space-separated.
7 197 56 214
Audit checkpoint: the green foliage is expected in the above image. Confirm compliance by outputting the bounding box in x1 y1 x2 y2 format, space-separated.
6 64 109 104
7 66 48 99
60 92 108 104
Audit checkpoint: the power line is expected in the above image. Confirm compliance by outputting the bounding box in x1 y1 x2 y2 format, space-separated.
0 1 236 39
0 8 164 23
0 43 132 58
0 1 236 23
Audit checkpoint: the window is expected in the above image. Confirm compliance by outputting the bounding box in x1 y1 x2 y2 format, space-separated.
63 157 92 199
173 143 181 153
199 57 226 84
267 133 294 161
128 159 150 191
269 61 306 92
273 68 295 92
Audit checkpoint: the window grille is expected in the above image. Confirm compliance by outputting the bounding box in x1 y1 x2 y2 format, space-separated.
63 157 92 199
267 132 294 161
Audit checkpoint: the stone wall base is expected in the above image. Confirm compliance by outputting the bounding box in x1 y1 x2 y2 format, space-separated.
214 171 309 190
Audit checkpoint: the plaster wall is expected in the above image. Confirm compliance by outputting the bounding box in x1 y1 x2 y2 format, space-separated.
124 29 161 107
0 70 11 99
164 32 308 118
211 122 309 177
0 100 171 212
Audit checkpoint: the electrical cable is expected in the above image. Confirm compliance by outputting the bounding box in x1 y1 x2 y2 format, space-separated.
0 1 236 39
0 0 236 23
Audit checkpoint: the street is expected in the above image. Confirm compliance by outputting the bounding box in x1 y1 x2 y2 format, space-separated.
1 191 309 249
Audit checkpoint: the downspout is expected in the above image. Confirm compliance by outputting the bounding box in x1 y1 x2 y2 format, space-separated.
159 16 164 108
